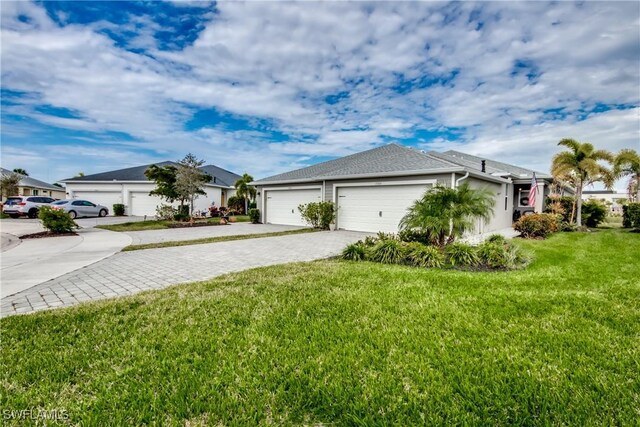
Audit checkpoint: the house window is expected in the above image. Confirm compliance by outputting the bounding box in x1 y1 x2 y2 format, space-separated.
33 189 39 196
518 191 530 207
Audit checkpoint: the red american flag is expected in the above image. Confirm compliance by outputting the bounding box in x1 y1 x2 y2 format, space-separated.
528 173 537 207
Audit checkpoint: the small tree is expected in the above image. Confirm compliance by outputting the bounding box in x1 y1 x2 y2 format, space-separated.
234 173 256 214
0 172 21 199
400 183 494 247
614 148 640 202
175 153 211 215
145 164 180 204
551 139 614 226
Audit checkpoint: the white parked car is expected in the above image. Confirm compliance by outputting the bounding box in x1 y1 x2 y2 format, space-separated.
51 199 109 219
2 196 56 218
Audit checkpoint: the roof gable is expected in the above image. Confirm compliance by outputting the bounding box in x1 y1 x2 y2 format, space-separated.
254 144 457 184
61 162 241 187
0 168 62 191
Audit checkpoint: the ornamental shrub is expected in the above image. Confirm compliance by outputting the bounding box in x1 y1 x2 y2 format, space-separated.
155 204 177 221
622 203 640 229
39 206 78 233
446 242 478 267
404 242 445 268
298 201 336 229
581 199 607 228
370 238 404 264
112 203 125 216
477 241 530 270
514 213 558 239
248 208 261 224
342 242 368 261
398 228 433 245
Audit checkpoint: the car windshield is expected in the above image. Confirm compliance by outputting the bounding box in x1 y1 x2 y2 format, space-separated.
52 200 69 205
4 198 22 205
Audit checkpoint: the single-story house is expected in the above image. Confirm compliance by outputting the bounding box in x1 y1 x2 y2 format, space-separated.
253 143 557 234
61 162 240 217
583 190 629 213
0 168 66 201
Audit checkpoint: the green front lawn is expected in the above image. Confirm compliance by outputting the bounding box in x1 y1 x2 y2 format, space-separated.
1 230 638 425
97 215 249 231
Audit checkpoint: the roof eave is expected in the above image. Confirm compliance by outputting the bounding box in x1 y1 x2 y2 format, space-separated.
254 167 513 186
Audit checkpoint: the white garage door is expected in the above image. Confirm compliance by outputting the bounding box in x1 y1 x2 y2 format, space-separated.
266 188 321 226
337 184 431 233
129 192 162 217
73 192 121 213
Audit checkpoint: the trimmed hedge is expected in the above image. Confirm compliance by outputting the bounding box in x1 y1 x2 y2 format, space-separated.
514 213 558 239
113 203 125 216
622 203 640 229
39 206 78 233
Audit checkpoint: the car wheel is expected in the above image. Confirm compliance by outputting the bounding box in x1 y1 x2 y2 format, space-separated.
28 209 38 219
9 214 19 219
69 210 77 219
99 209 108 217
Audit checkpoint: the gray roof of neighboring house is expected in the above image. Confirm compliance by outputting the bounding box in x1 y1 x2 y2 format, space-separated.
254 143 547 185
428 150 551 180
0 168 62 191
254 144 460 184
61 162 241 188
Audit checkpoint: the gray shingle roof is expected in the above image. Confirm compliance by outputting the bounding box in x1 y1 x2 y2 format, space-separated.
429 151 551 180
254 144 459 184
0 168 62 191
61 162 241 188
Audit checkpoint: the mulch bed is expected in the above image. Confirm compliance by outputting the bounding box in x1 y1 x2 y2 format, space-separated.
20 231 79 239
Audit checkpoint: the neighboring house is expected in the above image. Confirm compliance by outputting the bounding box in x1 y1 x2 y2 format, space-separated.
253 143 558 234
61 162 240 217
0 168 66 201
582 190 629 213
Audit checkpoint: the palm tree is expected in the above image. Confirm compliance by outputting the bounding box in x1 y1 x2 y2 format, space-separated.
400 182 494 247
12 168 28 176
234 173 256 214
551 138 614 227
614 149 640 202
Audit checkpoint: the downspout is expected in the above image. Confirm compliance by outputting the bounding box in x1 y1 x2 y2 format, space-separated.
455 171 469 188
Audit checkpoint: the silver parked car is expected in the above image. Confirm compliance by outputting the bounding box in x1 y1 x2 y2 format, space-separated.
51 199 109 219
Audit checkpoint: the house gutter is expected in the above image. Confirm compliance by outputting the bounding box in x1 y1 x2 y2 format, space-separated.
454 172 470 188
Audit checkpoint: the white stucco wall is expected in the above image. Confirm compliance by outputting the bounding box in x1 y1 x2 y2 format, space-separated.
65 182 225 216
463 177 513 234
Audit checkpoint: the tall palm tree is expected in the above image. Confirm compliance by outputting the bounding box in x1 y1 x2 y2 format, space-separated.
234 173 256 214
551 138 614 227
400 182 494 247
614 148 640 202
12 168 28 176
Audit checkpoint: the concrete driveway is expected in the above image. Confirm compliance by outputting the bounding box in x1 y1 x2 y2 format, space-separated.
1 230 367 317
126 223 305 244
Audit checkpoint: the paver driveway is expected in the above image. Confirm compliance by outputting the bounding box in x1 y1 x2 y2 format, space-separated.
1 230 367 317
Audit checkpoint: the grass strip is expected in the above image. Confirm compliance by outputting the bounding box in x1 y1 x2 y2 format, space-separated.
97 215 249 232
122 227 319 251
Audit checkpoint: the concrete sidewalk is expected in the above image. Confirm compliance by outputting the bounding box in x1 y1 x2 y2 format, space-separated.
0 228 131 298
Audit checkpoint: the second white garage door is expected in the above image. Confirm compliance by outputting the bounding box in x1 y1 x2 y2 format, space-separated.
129 192 162 217
266 188 321 226
337 184 431 233
73 192 121 212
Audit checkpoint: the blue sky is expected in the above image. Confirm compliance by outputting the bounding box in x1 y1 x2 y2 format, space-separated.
1 1 639 185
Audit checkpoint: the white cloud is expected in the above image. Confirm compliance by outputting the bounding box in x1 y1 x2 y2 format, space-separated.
1 1 638 183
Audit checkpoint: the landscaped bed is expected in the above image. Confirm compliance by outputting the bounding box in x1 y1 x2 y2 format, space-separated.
1 230 638 425
96 215 250 232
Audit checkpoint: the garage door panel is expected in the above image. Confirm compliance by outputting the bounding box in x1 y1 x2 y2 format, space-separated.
130 192 162 217
337 184 430 233
266 189 321 226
